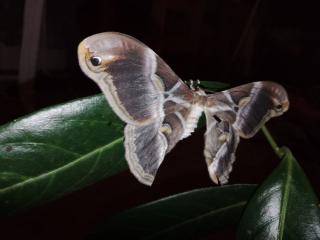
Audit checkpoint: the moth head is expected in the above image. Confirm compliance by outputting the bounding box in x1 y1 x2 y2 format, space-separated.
267 82 290 117
78 32 123 83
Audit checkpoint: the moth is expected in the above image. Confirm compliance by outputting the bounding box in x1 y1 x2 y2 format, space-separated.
78 32 289 186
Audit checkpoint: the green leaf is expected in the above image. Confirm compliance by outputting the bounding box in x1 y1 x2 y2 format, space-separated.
199 81 229 91
238 147 320 240
90 184 256 240
0 81 228 215
0 94 127 215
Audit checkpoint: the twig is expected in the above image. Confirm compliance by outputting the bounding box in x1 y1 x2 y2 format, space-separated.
261 125 284 159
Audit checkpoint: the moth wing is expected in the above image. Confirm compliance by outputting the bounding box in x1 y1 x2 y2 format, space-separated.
162 102 203 153
204 112 239 184
79 32 199 185
78 32 191 126
204 81 288 184
125 102 204 186
223 82 287 138
124 121 168 186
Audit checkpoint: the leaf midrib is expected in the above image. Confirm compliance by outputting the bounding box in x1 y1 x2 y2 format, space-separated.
0 136 124 193
279 157 293 240
1 141 81 157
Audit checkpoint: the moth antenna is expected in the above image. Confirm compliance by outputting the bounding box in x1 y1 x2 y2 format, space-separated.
186 79 204 91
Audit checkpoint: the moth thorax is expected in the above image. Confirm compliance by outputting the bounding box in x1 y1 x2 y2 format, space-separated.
193 93 207 107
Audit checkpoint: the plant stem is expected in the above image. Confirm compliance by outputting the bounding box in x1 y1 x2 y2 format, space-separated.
261 125 284 159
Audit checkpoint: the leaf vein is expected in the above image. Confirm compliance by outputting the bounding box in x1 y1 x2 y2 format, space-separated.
65 148 103 192
279 158 292 239
16 174 56 211
0 137 124 193
1 142 81 157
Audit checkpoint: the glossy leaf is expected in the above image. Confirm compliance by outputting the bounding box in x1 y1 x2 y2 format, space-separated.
0 95 126 215
90 184 256 240
238 147 320 240
0 81 227 215
199 81 229 91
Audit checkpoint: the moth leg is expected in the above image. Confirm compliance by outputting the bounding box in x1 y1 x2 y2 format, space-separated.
124 121 168 186
204 113 240 185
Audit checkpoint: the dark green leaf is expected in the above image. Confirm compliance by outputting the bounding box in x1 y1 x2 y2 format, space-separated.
0 94 127 215
238 147 320 240
90 184 256 240
199 81 229 92
0 81 229 215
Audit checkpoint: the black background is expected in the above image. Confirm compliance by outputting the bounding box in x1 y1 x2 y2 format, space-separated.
1 0 320 239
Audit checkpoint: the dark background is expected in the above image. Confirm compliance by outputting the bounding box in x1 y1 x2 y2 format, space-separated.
1 0 320 239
